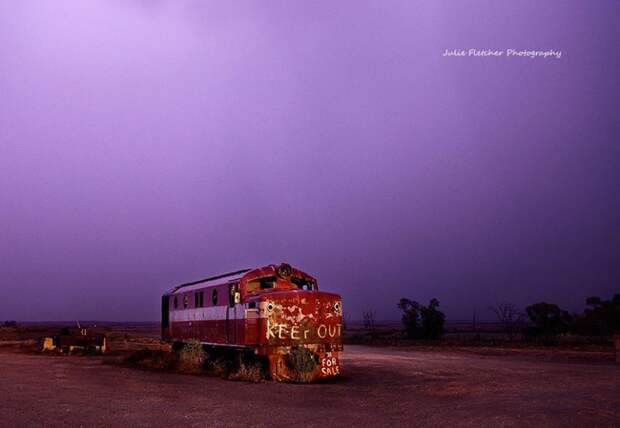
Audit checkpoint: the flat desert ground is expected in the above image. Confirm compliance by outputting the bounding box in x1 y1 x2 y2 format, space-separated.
0 330 619 427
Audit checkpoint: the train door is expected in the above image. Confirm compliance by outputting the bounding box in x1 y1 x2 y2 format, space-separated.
161 295 170 339
226 282 240 344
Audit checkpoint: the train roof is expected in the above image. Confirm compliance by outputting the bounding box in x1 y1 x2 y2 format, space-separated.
168 269 250 294
165 263 316 295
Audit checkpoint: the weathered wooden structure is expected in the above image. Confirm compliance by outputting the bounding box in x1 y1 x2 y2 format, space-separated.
42 323 107 354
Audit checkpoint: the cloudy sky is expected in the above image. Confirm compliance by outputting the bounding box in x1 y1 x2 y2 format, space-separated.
0 1 618 321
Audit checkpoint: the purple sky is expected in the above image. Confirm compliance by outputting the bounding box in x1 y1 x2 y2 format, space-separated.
1 1 618 322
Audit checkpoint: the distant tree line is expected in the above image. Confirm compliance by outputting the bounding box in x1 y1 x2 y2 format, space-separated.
490 294 620 343
394 293 619 342
523 294 620 341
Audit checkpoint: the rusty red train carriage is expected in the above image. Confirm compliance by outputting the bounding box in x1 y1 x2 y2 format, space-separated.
161 263 343 381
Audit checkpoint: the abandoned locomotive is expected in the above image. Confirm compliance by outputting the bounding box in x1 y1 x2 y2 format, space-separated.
161 263 343 381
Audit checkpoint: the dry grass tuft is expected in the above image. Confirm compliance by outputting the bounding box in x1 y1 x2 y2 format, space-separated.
123 344 267 381
177 340 207 374
124 349 178 370
228 359 265 382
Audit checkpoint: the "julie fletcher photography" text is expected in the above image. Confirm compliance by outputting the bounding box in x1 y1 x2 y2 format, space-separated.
443 48 562 59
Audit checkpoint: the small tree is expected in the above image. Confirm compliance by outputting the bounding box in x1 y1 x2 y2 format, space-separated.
398 298 445 340
578 294 620 336
397 298 421 338
421 298 445 340
490 302 525 341
362 309 376 335
525 302 573 342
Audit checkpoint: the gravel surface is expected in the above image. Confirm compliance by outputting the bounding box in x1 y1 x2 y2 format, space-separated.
0 345 618 427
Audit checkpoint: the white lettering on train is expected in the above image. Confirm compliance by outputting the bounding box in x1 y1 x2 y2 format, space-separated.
290 325 300 340
320 356 340 376
266 321 341 341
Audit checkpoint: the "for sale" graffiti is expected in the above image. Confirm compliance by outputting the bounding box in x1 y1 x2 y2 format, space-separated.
320 356 340 376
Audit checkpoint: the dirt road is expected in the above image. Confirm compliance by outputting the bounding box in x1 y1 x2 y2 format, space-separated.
0 345 618 427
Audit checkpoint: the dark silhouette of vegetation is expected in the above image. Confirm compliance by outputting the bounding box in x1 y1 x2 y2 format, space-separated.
398 298 445 340
574 294 620 336
285 347 317 375
397 299 421 338
421 299 446 340
362 309 376 333
522 294 619 343
525 302 573 343
490 302 525 341
3 321 18 328
384 294 620 346
342 313 350 331
283 347 319 383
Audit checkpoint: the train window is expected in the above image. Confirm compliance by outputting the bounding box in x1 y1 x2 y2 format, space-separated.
246 280 259 294
193 291 205 308
259 276 277 289
212 289 218 306
173 296 178 309
183 295 188 309
228 283 240 307
292 277 313 290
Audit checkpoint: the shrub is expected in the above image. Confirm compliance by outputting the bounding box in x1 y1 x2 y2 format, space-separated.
125 349 153 365
124 350 178 371
229 357 265 382
208 357 233 378
178 340 207 374
285 347 318 383
286 346 317 373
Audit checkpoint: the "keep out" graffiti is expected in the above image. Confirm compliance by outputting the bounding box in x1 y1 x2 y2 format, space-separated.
266 320 342 341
